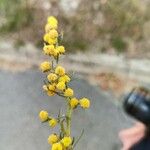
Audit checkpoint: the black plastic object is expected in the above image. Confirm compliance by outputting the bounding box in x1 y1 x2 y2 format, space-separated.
123 87 150 126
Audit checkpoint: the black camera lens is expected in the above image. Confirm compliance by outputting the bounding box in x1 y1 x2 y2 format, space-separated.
123 87 150 126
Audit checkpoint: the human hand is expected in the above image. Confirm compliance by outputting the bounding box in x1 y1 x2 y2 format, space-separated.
119 122 146 150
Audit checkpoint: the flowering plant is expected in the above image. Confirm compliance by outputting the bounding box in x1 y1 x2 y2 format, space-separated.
39 16 90 150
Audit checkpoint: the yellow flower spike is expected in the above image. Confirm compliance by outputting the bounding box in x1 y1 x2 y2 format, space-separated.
49 29 58 39
57 46 65 54
48 134 59 145
47 73 58 82
40 61 51 72
55 66 65 76
59 75 70 83
48 38 58 45
43 45 55 55
49 118 57 128
80 98 90 109
52 142 62 150
47 16 58 29
61 136 72 147
70 98 79 109
64 88 74 97
56 81 66 91
39 110 49 122
45 23 51 33
42 85 48 91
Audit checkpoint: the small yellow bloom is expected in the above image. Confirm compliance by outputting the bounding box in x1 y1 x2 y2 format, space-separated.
48 38 57 45
55 66 65 76
64 88 74 97
49 29 58 39
48 134 59 145
42 85 48 91
49 118 57 127
61 136 72 147
53 48 59 57
59 75 70 83
47 84 56 96
80 98 90 108
47 73 58 82
43 45 55 55
45 23 51 33
57 46 65 54
56 81 66 91
43 33 49 42
52 142 62 150
70 98 79 108
39 110 49 122
47 16 58 29
40 61 51 72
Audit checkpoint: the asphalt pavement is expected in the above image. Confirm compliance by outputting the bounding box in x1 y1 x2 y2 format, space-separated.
0 69 134 150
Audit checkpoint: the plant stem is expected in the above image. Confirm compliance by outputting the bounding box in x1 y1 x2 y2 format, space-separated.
66 99 72 136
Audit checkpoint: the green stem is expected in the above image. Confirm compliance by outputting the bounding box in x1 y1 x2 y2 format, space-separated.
66 99 72 136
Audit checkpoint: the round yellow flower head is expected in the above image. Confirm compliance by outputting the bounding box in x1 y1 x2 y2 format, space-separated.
43 33 49 43
49 118 57 127
45 23 51 33
80 98 90 109
64 88 74 97
56 81 66 91
49 29 58 39
47 73 58 82
48 38 57 45
48 134 59 145
53 48 59 57
42 85 48 91
70 98 79 108
47 16 58 29
52 142 62 150
61 136 72 147
43 45 55 55
55 66 65 76
57 46 65 54
47 84 56 96
40 61 51 72
59 75 70 83
39 110 49 122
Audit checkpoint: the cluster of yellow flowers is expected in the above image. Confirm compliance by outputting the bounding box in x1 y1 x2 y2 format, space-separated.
39 16 90 150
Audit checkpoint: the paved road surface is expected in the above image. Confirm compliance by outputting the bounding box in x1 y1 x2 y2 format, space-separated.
0 70 134 150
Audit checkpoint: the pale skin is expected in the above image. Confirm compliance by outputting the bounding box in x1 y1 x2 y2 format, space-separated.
119 122 147 150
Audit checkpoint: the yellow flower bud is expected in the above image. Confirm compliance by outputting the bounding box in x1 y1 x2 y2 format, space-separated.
49 118 57 128
39 110 49 122
56 81 66 91
55 66 65 76
52 142 62 150
43 45 55 55
49 29 58 39
48 38 57 45
45 23 51 33
70 98 79 108
57 46 65 54
47 84 56 96
40 61 51 72
47 73 58 82
47 16 58 29
48 134 59 145
42 85 48 91
53 48 59 57
43 33 49 42
59 75 70 83
64 88 74 97
61 136 72 147
80 98 90 109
